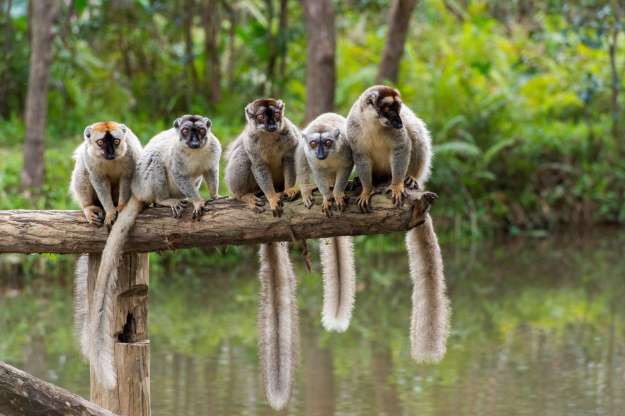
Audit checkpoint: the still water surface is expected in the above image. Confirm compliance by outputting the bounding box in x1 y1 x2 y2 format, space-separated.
1 229 624 415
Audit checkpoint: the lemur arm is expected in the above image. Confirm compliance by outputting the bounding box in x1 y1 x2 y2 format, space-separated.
203 166 219 199
390 137 411 186
296 147 315 208
118 175 132 209
90 174 115 214
283 153 297 190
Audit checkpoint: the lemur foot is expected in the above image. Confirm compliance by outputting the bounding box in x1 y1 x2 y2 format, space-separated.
334 193 347 212
357 188 373 213
321 197 333 217
157 199 187 218
302 192 314 209
267 193 284 217
83 205 104 226
241 193 265 213
404 176 420 190
104 209 118 227
387 182 406 208
191 198 206 221
282 186 299 201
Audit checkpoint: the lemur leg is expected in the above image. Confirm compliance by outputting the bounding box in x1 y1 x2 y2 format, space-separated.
91 175 117 226
172 163 205 220
388 141 410 207
353 151 374 213
333 165 352 212
312 168 334 217
117 176 132 211
251 161 283 217
282 155 299 201
156 198 188 218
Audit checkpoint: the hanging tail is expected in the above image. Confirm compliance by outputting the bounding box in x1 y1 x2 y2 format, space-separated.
74 254 90 360
88 196 143 389
258 242 299 411
319 236 356 332
405 214 450 363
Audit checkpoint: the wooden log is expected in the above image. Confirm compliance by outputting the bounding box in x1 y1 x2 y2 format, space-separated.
86 253 150 416
0 361 116 416
0 187 436 254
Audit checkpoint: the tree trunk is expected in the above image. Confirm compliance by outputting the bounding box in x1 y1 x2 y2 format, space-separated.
376 0 418 84
0 187 437 254
20 0 58 192
264 0 277 96
609 27 620 156
203 0 221 104
0 0 13 117
277 0 289 94
184 0 197 106
300 0 336 124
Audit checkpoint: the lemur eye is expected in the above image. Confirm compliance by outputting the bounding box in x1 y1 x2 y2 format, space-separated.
113 139 121 145
182 128 189 135
199 128 207 136
257 114 265 121
96 139 104 146
324 140 332 147
310 141 318 149
274 113 281 120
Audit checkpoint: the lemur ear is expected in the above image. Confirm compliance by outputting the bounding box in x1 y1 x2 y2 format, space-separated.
276 100 285 112
173 117 182 129
333 128 341 139
244 104 254 121
84 125 92 140
119 124 128 134
202 117 212 128
365 91 378 106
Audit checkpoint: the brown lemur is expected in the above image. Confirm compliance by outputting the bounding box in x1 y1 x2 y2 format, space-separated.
225 98 300 216
71 121 142 361
296 112 356 332
86 115 221 389
346 85 450 363
225 98 299 410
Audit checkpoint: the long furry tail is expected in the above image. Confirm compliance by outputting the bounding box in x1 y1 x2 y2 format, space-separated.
258 242 299 411
319 236 356 332
88 196 143 389
405 214 450 363
74 254 90 360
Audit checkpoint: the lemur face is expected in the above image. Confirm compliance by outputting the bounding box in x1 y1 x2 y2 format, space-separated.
365 86 403 129
245 99 285 132
304 129 341 161
85 121 128 161
174 115 211 149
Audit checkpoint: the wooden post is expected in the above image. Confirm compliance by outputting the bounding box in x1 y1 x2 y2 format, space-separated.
86 253 151 416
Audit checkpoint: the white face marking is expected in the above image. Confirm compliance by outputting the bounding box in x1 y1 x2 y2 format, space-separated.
381 96 395 104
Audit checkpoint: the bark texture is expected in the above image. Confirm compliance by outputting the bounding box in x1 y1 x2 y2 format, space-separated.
0 361 116 416
300 0 336 123
376 0 418 84
0 188 437 254
21 0 58 191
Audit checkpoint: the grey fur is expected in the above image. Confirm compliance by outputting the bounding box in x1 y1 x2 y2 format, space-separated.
226 100 300 410
346 86 449 362
296 113 357 332
225 98 300 216
89 115 221 389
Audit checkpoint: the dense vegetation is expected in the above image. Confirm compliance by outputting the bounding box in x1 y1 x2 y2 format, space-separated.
1 0 624 240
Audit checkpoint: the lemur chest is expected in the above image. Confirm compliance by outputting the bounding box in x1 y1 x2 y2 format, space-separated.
360 132 392 174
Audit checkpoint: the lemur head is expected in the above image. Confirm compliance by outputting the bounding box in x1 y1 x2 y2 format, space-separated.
362 85 403 129
84 121 129 161
174 115 211 149
245 98 285 132
303 129 342 161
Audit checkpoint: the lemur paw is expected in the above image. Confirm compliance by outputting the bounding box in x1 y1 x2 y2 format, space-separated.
387 183 406 208
321 197 333 217
83 206 104 226
404 176 420 190
158 199 187 218
357 189 373 213
104 210 118 227
282 187 299 201
267 194 283 217
191 199 206 221
303 193 314 209
334 194 347 212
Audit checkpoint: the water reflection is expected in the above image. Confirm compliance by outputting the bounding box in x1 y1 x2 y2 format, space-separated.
1 228 624 415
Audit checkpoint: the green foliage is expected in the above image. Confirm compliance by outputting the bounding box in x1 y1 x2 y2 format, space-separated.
0 0 624 242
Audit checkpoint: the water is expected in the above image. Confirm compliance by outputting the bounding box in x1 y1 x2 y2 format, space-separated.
1 229 624 415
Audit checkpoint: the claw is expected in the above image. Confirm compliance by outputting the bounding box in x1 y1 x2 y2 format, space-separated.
388 183 405 208
321 198 333 217
404 176 420 190
357 190 372 213
303 195 313 209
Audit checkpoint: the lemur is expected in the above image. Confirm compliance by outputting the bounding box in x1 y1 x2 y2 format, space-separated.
225 98 299 410
70 121 142 360
346 85 450 363
296 112 356 332
86 115 221 389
